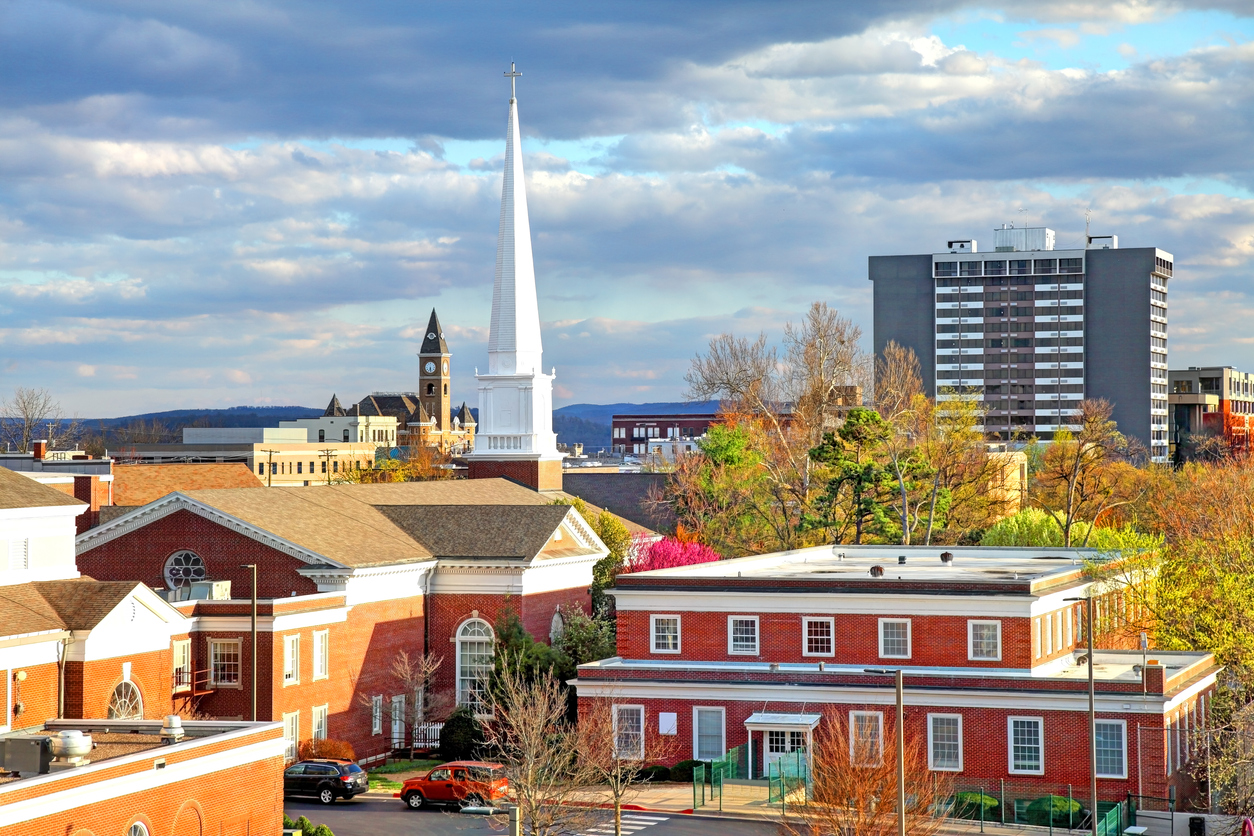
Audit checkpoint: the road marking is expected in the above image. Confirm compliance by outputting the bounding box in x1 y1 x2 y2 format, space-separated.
582 813 671 836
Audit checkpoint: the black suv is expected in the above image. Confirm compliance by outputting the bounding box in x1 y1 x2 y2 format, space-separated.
284 758 368 804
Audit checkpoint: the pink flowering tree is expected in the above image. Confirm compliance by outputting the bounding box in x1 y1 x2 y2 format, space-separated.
622 534 721 574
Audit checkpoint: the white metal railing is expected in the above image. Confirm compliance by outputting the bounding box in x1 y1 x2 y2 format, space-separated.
483 434 532 451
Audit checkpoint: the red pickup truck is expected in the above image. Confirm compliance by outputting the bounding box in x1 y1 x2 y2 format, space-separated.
395 761 510 809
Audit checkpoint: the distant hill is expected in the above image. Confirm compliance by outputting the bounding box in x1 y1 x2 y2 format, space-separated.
554 401 720 424
554 414 612 451
87 405 323 428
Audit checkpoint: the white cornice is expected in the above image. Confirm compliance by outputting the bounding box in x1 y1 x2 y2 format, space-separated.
75 493 341 568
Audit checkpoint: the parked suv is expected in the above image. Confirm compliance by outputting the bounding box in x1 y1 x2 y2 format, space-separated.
396 761 509 809
284 758 368 805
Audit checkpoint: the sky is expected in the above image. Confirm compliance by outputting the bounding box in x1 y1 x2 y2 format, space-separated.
2 1 1253 418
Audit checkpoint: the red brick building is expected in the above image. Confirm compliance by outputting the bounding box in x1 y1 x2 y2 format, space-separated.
75 478 607 762
0 466 284 836
575 545 1218 811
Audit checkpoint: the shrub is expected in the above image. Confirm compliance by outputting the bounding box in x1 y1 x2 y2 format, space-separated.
639 764 672 783
439 706 484 761
1026 795 1086 828
951 791 998 821
310 826 335 836
624 537 721 574
669 759 707 783
297 738 356 762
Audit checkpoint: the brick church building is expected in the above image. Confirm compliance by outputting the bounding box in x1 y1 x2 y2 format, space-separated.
74 478 606 762
576 545 1217 811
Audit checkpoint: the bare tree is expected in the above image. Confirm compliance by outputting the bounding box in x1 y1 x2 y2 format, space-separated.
874 340 924 421
481 653 600 836
578 697 678 836
1 387 82 453
782 717 951 836
1032 399 1143 546
355 650 445 760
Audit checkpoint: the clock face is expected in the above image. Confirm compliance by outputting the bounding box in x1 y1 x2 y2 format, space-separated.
424 361 436 374
442 361 449 375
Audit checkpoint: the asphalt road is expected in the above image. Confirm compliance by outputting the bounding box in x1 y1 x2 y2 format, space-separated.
285 795 780 836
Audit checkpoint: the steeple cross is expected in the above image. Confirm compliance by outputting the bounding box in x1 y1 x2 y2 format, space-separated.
505 62 521 101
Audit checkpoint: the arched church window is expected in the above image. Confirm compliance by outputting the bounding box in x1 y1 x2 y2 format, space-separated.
108 681 143 719
128 824 150 836
456 619 494 715
549 610 565 643
164 551 206 589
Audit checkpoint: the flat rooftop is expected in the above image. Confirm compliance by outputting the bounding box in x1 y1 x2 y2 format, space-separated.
614 544 1121 592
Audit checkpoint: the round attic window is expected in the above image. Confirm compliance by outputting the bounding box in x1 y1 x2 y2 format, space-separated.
164 550 207 589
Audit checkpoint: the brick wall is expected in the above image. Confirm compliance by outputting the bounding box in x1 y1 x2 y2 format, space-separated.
522 587 591 641
427 592 522 708
66 649 175 722
467 458 563 491
2 728 283 836
5 660 60 731
578 692 1189 803
616 609 1034 668
78 509 320 599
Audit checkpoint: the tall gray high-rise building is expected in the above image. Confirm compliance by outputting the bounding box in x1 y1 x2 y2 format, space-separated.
869 227 1171 462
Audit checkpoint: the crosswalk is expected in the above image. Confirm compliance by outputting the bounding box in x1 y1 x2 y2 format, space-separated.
581 812 670 835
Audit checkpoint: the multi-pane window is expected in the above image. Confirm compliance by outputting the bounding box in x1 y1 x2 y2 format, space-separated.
210 640 241 686
1009 717 1043 774
851 712 883 766
879 619 911 658
283 635 300 685
728 617 758 655
282 711 299 761
695 708 725 760
1095 721 1126 778
371 695 383 736
457 620 494 714
969 621 1001 661
929 715 962 771
313 630 329 681
768 730 788 755
172 639 192 691
803 617 834 657
312 704 328 740
614 705 644 759
651 615 680 653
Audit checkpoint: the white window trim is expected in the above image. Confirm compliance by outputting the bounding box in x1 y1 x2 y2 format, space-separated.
282 710 299 761
650 614 681 654
850 711 884 766
927 713 963 772
371 695 383 736
727 615 759 655
312 629 329 681
283 634 300 686
1095 719 1128 779
172 639 192 692
967 620 1002 662
455 618 495 718
693 706 726 761
802 617 835 658
613 703 646 760
209 639 242 689
312 704 329 740
878 618 912 659
1008 716 1045 775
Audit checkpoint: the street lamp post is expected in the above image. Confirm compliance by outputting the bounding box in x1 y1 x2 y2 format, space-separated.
1066 595 1098 836
866 668 906 836
240 563 258 721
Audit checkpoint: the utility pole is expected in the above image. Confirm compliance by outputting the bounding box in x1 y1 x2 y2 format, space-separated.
240 564 258 721
319 448 337 485
260 449 276 487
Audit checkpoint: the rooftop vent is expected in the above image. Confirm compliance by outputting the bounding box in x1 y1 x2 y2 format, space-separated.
160 715 185 745
1086 234 1118 249
940 551 954 565
869 565 885 578
897 555 907 565
994 225 1055 252
48 730 93 772
947 239 977 253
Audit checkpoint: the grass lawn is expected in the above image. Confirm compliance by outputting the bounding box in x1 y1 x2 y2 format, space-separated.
367 757 444 791
368 775 403 792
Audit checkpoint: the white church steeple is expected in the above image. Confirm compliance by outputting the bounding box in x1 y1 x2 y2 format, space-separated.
488 63 543 376
467 63 563 491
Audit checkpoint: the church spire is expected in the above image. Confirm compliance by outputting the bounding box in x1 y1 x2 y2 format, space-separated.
420 308 448 355
487 62 544 376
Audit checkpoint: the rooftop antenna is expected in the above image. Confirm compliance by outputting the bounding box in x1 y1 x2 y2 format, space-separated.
1085 207 1092 239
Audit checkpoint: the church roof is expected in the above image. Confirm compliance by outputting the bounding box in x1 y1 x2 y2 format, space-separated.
324 394 347 417
112 463 263 507
360 394 419 422
0 579 167 637
375 504 590 561
420 309 449 355
0 465 85 510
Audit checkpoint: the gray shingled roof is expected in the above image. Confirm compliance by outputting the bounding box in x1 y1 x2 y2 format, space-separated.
0 579 145 638
376 504 580 560
0 466 85 510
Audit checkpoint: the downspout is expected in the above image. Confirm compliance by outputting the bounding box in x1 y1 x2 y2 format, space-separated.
57 633 74 719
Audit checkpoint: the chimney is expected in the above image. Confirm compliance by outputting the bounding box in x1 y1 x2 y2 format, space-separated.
1143 662 1166 694
32 440 47 460
940 551 955 565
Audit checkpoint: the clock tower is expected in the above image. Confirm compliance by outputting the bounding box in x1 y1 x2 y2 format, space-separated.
418 308 451 431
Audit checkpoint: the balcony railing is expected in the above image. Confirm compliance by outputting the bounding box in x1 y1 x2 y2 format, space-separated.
173 668 215 697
